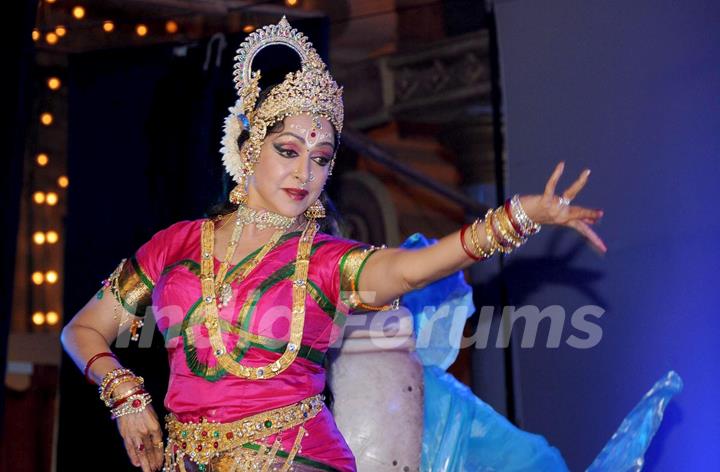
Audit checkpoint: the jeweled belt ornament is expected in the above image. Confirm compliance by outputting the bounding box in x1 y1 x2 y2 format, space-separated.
163 394 324 471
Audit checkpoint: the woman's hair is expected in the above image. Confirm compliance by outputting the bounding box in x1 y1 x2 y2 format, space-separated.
207 84 343 236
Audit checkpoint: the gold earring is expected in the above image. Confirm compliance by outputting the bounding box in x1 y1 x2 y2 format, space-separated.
304 199 326 219
229 179 248 205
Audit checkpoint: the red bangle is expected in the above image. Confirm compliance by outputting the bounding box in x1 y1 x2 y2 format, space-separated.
460 224 481 261
504 199 526 237
84 352 118 384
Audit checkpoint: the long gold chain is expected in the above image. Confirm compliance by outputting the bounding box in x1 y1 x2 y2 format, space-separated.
213 207 296 307
200 218 318 380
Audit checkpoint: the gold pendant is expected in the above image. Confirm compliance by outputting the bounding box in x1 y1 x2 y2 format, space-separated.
218 283 233 307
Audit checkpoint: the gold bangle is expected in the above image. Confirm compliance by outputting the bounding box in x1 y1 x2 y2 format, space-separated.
496 207 524 246
104 376 145 407
98 368 132 397
470 219 493 259
483 209 503 253
490 208 518 253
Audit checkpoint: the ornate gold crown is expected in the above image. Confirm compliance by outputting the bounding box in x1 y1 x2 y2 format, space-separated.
220 17 344 185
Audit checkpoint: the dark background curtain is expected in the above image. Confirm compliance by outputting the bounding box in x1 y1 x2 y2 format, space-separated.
0 0 38 445
58 17 328 470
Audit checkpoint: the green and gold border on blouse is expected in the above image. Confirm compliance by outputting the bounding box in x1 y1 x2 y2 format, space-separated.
166 238 338 381
112 255 155 318
338 244 378 310
180 296 328 381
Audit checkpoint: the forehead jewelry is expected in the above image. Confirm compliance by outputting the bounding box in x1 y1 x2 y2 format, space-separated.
220 17 344 189
289 122 332 149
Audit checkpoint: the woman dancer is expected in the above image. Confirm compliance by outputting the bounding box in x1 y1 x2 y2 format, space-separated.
61 17 605 472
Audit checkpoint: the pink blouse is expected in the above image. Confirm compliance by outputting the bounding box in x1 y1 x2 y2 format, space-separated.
116 218 373 471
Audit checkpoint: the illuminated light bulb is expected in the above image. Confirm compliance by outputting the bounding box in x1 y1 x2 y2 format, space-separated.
165 20 178 34
37 153 49 166
33 191 46 204
46 231 59 244
48 77 61 90
285 0 299 6
46 192 59 206
46 0 57 4
33 231 46 245
72 6 85 20
58 176 69 188
103 21 114 33
45 270 59 284
32 272 44 285
243 25 255 33
40 113 53 126
32 29 40 41
32 312 46 326
55 25 67 37
46 311 60 325
46 32 58 45
136 24 148 37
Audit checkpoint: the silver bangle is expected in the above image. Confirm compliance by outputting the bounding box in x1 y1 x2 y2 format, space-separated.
510 194 541 235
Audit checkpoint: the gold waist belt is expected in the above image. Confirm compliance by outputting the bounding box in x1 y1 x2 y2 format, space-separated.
164 394 324 472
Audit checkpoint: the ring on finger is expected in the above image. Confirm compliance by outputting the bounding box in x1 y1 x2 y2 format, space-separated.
137 443 145 452
558 196 571 206
153 441 163 448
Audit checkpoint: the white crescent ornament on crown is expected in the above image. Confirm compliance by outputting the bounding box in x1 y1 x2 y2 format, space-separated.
219 16 344 187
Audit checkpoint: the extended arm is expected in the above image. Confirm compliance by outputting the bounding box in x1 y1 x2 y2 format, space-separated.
356 163 606 307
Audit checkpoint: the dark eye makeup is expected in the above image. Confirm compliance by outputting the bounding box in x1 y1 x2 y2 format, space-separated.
273 142 332 166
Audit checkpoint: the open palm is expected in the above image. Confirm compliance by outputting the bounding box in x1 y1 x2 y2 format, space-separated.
519 162 607 254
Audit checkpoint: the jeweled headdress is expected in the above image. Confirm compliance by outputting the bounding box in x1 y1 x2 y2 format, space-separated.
220 17 344 187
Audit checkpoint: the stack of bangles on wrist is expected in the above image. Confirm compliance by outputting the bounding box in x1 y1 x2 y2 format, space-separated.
87 353 152 420
460 194 541 261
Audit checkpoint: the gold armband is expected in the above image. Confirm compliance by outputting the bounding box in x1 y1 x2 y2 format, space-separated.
99 258 153 339
102 257 153 317
339 245 399 312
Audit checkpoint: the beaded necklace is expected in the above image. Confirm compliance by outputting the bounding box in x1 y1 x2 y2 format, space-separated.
199 206 318 380
213 206 296 307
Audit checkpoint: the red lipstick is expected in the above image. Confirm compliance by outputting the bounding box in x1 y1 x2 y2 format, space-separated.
283 188 309 201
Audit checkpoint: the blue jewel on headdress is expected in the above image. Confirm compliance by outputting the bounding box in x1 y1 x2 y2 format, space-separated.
236 113 250 131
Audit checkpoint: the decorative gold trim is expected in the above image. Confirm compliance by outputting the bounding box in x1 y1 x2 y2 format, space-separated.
339 245 398 312
200 219 319 380
164 394 324 468
108 258 152 317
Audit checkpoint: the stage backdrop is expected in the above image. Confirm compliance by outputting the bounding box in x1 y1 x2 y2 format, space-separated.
492 0 720 470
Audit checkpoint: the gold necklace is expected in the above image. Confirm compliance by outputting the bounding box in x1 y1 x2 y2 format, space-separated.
214 206 297 307
200 218 319 380
235 205 297 230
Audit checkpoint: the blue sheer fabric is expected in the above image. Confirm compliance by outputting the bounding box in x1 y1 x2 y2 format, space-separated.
586 371 683 472
399 233 681 472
